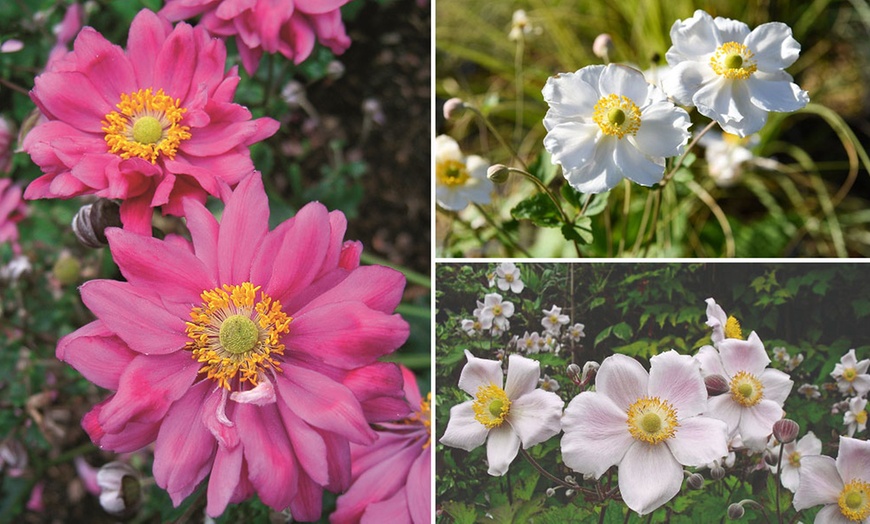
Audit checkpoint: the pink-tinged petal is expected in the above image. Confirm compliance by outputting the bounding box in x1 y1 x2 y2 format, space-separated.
718 331 770 377
48 171 90 198
69 154 115 191
160 1 215 21
105 228 214 304
706 394 743 436
792 455 842 510
82 399 161 453
230 380 276 406
596 353 649 412
814 505 856 524
276 401 329 486
201 388 239 449
217 173 268 284
236 39 262 76
80 280 188 355
342 363 409 423
360 489 411 524
284 17 316 64
561 392 634 478
71 27 136 101
335 440 418 522
118 193 154 236
507 389 563 447
666 416 728 467
648 350 707 418
780 464 800 493
206 444 243 518
127 9 172 87
236 403 298 510
486 424 520 476
695 345 727 377
51 133 111 170
503 354 540 400
759 368 793 406
288 301 409 368
739 399 783 450
295 0 347 14
276 367 376 445
458 350 504 395
182 198 220 280
180 106 275 156
339 240 362 269
400 365 423 408
836 436 870 484
407 447 431 524
153 22 196 101
291 265 405 316
165 152 254 191
98 352 199 433
439 401 488 452
32 71 112 132
215 0 257 20
321 431 352 493
187 37 226 103
618 441 682 515
288 469 325 522
57 322 137 390
152 381 216 506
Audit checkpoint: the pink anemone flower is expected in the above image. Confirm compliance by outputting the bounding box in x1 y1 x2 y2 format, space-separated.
160 0 352 76
56 173 411 519
793 436 870 523
332 366 431 524
23 9 279 235
0 178 27 254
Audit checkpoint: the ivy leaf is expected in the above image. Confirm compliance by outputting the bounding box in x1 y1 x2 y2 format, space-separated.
511 193 561 227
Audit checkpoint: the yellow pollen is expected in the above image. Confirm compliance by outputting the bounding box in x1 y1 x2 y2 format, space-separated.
492 305 502 316
729 371 764 407
710 42 757 80
788 451 801 468
472 383 510 429
857 410 868 425
837 479 870 521
843 367 857 382
627 396 678 445
725 316 743 340
102 88 191 164
408 393 432 449
593 94 641 139
505 273 514 282
436 159 470 188
185 282 292 390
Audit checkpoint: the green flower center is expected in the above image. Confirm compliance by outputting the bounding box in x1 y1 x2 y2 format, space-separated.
219 314 260 355
132 116 163 145
724 54 743 69
641 412 662 433
607 107 626 125
488 399 505 418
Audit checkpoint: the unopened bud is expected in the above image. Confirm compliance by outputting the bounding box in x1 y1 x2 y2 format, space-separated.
686 472 704 490
705 374 730 396
592 34 614 61
567 363 582 385
546 487 555 497
487 164 510 184
52 252 81 285
711 464 726 480
581 361 600 384
565 489 574 497
442 97 465 120
72 199 121 248
772 419 799 444
97 462 142 517
727 502 745 520
763 449 778 468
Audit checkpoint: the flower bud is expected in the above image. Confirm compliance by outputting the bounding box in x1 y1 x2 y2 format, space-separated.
705 374 730 396
567 363 582 385
442 97 465 120
72 199 121 248
763 449 778 467
711 463 726 480
727 502 745 519
686 472 705 490
565 489 574 497
772 418 799 444
581 361 600 384
592 34 614 61
0 40 24 53
97 462 142 517
546 487 556 497
487 164 510 184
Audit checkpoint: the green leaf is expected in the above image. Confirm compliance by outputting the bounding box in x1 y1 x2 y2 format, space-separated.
561 217 593 244
527 149 557 184
594 325 613 347
612 321 634 341
441 501 478 524
561 184 583 210
583 192 610 217
511 193 561 227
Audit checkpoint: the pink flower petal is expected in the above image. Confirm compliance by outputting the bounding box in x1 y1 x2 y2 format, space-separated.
739 399 783 450
57 320 137 390
291 265 405 316
439 401 488 452
201 388 239 449
503 354 540 400
206 444 244 518
407 447 431 524
648 350 707 419
618 441 682 515
342 362 410 423
561 392 634 478
83 399 161 453
153 21 196 102
695 345 726 377
666 416 728 467
182 197 220 280
759 368 793 406
507 389 562 448
217 173 268 284
118 193 155 236
127 9 172 87
360 489 412 523
287 467 324 522
32 71 112 132
718 331 770 377
792 455 842 510
485 424 520 476
836 436 870 484
71 27 136 103
457 350 504 395
275 401 329 486
236 403 298 510
706 393 743 436
596 353 649 412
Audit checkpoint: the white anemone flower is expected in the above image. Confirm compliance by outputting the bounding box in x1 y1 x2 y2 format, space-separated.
479 293 514 331
698 130 758 187
542 63 691 194
844 397 868 437
435 134 491 211
440 351 564 476
831 349 870 397
517 331 541 354
495 262 524 293
695 332 794 450
793 436 870 523
769 431 822 493
461 318 483 337
798 384 821 400
705 297 743 345
561 351 729 515
565 322 586 342
662 10 809 137
542 305 570 334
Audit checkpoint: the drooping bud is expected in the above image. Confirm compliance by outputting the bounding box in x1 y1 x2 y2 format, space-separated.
442 97 466 120
705 374 730 396
686 472 705 490
763 449 779 468
97 462 142 518
710 463 726 480
592 34 614 62
727 502 745 519
773 418 799 444
546 487 556 497
567 363 582 385
565 489 575 497
487 164 510 184
72 199 121 248
581 361 600 384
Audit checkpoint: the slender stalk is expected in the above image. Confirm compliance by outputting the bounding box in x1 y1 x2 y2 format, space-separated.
776 443 785 524
660 120 717 187
514 34 525 148
471 202 533 257
598 504 608 524
0 77 29 95
618 179 631 256
465 106 529 172
519 448 587 491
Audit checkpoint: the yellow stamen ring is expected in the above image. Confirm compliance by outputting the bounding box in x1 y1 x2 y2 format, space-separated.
626 396 679 445
593 94 641 139
838 479 870 521
472 383 510 429
725 315 743 340
843 367 857 382
729 371 764 407
185 282 292 390
102 88 191 163
436 159 470 187
710 42 758 80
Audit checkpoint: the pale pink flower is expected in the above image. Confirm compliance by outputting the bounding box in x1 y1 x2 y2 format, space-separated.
495 262 524 293
705 297 743 344
0 116 14 173
769 431 822 493
479 293 514 331
0 179 27 254
565 322 586 342
561 351 729 515
541 305 570 334
831 349 870 397
332 366 431 524
23 9 279 235
56 173 410 519
517 331 541 354
844 397 868 437
160 0 352 76
440 351 564 476
460 318 482 337
798 383 821 400
695 332 793 450
793 436 870 522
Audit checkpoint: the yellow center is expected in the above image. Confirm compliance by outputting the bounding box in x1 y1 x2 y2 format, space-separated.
725 316 743 340
102 88 191 164
408 393 432 449
436 159 470 187
838 480 870 521
505 273 514 282
710 42 758 80
626 396 679 445
593 94 641 138
857 410 868 425
185 282 292 390
729 371 764 407
788 450 801 468
472 383 510 429
492 305 502 316
843 367 857 382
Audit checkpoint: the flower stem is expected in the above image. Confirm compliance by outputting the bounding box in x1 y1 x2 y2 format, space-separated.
519 448 580 491
660 120 718 187
514 34 525 148
465 106 529 172
776 443 785 524
471 203 533 257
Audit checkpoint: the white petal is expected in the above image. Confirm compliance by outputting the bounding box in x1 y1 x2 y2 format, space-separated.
792 455 842 510
706 394 742 436
466 155 491 181
718 332 771 377
712 16 751 45
780 465 800 493
500 301 515 318
852 375 870 397
435 186 469 212
504 354 540 400
661 61 715 107
666 416 729 467
435 135 463 163
458 350 503 395
815 504 857 524
542 70 601 119
705 298 727 344
694 77 743 125
618 442 683 515
666 10 718 63
759 368 793 406
634 102 691 158
507 389 564 447
648 350 708 418
744 22 801 71
561 392 634 478
562 137 624 194
796 431 823 456
747 76 808 112
717 82 769 137
695 345 727 378
485 424 521 476
836 436 870 484
543 121 599 171
596 353 650 412
739 399 783 450
598 64 650 105
510 280 524 293
614 138 665 187
439 401 488 451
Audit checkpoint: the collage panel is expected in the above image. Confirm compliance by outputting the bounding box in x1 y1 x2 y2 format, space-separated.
436 1 870 257
434 261 870 522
